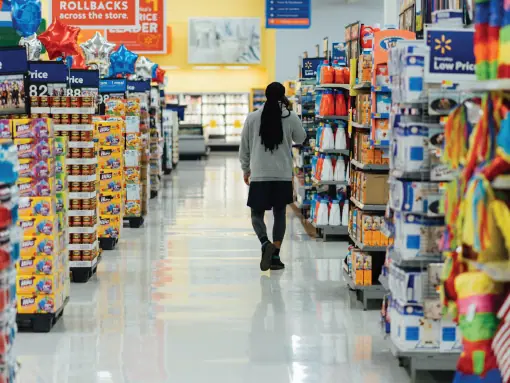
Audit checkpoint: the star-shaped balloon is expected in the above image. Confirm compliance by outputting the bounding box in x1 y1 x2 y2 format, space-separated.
38 19 80 60
109 44 138 77
19 33 42 60
80 32 116 65
152 66 166 84
134 56 155 80
71 52 87 69
12 0 42 37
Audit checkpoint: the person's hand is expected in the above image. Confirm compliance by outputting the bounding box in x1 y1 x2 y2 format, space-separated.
243 172 250 185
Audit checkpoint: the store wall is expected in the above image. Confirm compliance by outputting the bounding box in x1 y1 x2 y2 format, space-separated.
145 0 275 93
275 0 385 82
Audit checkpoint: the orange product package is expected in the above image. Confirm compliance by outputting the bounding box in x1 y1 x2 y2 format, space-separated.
335 92 347 116
320 90 335 116
321 64 334 84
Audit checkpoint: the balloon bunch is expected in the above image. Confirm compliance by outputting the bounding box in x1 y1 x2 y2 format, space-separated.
11 11 166 84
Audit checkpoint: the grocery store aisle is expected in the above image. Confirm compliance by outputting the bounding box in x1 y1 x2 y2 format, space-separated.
15 153 411 383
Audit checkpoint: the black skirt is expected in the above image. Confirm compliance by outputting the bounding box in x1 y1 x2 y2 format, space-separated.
247 181 293 211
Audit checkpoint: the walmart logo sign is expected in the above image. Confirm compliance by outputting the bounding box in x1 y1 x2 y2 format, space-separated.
434 34 452 55
427 28 475 80
301 58 324 79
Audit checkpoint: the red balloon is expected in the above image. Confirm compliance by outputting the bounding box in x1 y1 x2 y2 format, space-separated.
152 66 166 84
72 52 87 69
38 19 80 60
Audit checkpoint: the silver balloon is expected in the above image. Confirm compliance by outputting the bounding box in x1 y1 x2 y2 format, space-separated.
19 34 42 61
88 61 110 78
80 32 115 65
134 56 155 80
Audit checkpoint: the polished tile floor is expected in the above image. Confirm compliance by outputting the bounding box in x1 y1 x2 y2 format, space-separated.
14 154 451 383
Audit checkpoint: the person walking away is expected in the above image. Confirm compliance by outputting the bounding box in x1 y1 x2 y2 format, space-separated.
239 82 306 271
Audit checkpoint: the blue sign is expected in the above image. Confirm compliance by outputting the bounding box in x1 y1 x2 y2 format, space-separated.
0 47 27 74
425 27 476 82
28 62 67 83
99 79 127 93
127 80 151 93
69 70 99 88
266 0 311 29
332 43 347 65
302 57 325 79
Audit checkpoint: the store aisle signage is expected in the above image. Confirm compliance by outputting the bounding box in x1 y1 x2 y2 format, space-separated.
106 0 167 54
0 47 28 73
50 0 138 28
127 80 151 93
69 70 100 88
28 61 68 97
425 26 476 83
266 0 311 29
332 43 347 65
301 57 325 79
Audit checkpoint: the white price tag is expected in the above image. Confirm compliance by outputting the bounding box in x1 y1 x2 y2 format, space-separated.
126 184 141 201
126 116 140 133
124 150 139 167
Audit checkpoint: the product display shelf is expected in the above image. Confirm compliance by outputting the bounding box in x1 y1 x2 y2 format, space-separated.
316 115 349 121
349 234 387 252
310 219 349 241
312 178 348 186
350 121 370 129
315 84 350 90
351 82 371 90
350 159 389 170
350 196 386 211
390 342 460 383
317 148 349 156
342 266 386 310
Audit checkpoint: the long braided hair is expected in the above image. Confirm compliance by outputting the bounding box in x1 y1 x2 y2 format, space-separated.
260 82 291 153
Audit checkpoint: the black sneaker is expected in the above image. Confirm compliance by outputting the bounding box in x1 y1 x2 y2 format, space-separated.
270 256 285 270
260 242 276 271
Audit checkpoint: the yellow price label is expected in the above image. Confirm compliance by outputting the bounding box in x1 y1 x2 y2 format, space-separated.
210 120 217 128
234 120 242 128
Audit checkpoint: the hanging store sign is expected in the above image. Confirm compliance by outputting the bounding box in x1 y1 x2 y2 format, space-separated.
28 61 68 97
50 0 138 28
266 0 311 29
425 26 476 83
301 57 325 79
68 69 100 99
106 0 167 54
332 43 347 65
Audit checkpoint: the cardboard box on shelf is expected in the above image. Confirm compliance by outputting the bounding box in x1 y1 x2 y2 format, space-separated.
17 292 64 314
361 174 389 205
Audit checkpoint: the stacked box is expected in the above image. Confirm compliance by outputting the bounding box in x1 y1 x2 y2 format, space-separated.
125 97 143 218
96 121 124 240
13 118 66 314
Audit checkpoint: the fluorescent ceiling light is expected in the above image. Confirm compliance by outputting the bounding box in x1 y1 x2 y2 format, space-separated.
193 66 221 70
225 66 250 70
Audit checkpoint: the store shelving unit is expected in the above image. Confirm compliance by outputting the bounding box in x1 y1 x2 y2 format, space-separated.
343 266 386 310
250 88 265 111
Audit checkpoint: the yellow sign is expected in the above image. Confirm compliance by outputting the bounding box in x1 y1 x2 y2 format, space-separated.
234 120 242 128
210 120 217 128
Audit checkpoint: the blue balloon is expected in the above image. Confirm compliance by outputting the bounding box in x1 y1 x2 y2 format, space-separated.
11 0 42 37
109 44 138 77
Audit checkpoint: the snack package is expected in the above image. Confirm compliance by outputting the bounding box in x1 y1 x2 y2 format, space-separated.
98 147 123 170
18 158 55 179
20 235 60 258
17 293 63 314
125 167 140 183
12 118 53 139
18 216 58 236
18 196 57 217
98 215 121 239
17 177 56 197
124 201 141 217
16 273 61 295
0 120 11 139
125 133 141 150
17 253 62 275
54 136 68 157
96 121 123 146
15 138 54 160
99 192 122 216
56 191 68 213
105 99 126 117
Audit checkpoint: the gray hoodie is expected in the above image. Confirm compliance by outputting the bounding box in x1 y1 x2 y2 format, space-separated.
239 105 307 182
